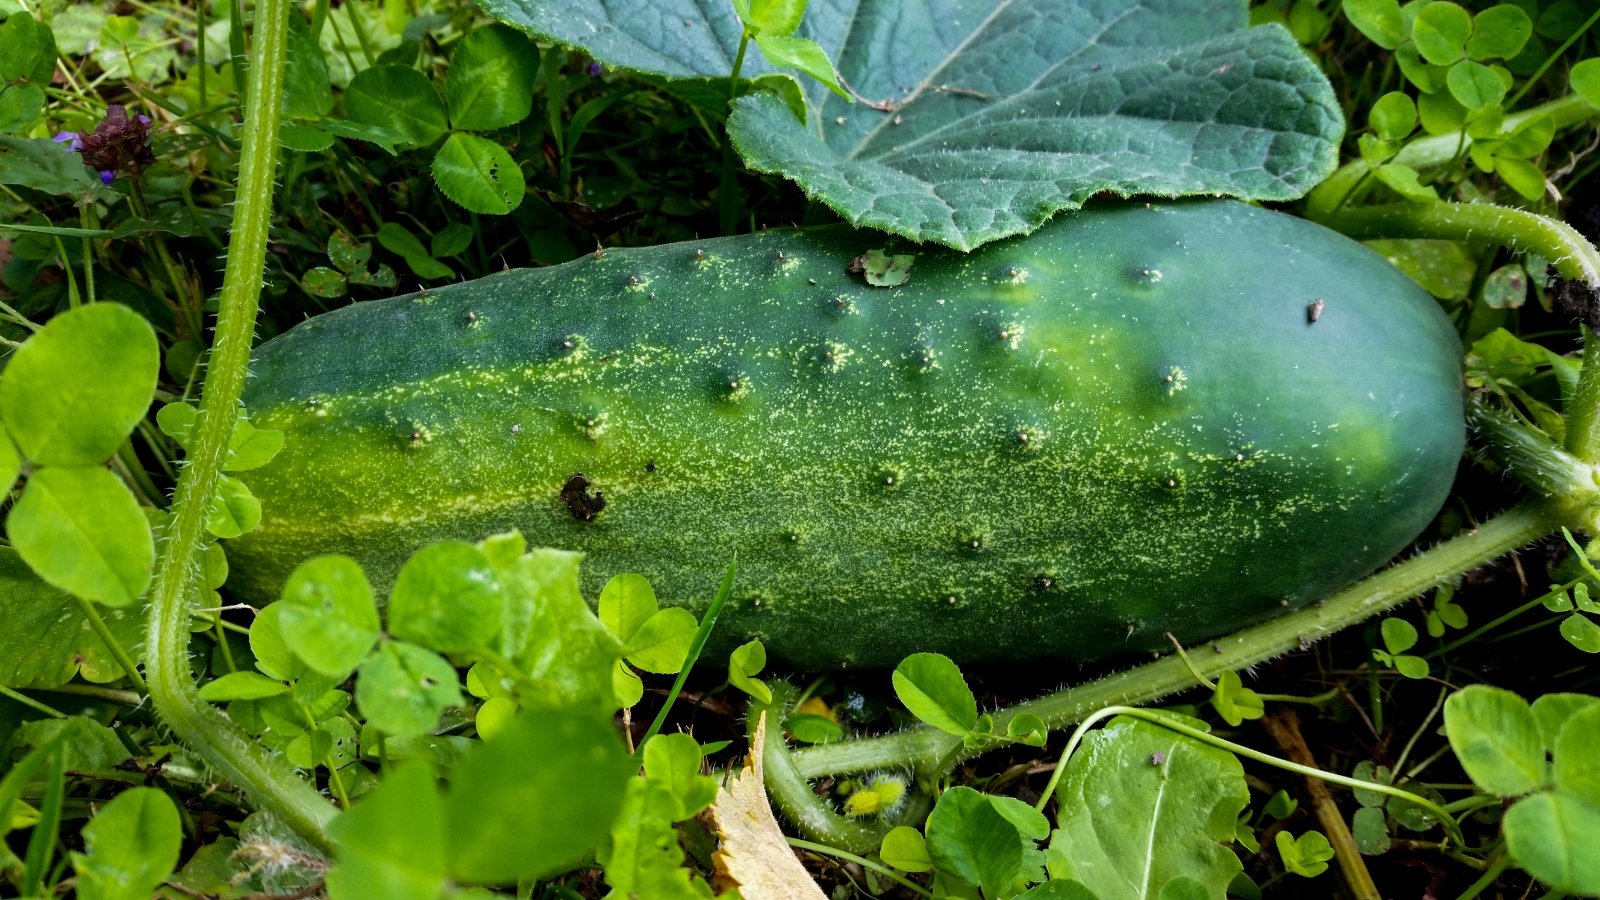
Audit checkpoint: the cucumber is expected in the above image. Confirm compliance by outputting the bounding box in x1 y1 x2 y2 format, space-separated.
231 200 1464 669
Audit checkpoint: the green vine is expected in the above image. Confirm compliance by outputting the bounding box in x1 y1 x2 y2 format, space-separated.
142 0 338 852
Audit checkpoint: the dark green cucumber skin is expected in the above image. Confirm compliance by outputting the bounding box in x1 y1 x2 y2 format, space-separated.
231 200 1464 669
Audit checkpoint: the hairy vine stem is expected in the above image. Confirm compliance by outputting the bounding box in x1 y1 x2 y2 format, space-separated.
1311 200 1600 289
143 0 337 851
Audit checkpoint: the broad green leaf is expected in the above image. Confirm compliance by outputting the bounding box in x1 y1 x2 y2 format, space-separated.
447 25 539 132
321 118 409 154
601 777 716 899
432 222 474 258
1393 655 1430 679
881 826 933 873
0 548 144 686
1465 5 1531 61
225 418 285 472
1007 712 1047 747
1396 44 1447 94
925 787 1028 897
0 12 58 84
642 732 718 819
344 65 448 147
1478 265 1527 312
73 787 181 900
355 640 464 737
1446 60 1507 110
1210 669 1264 726
326 761 449 900
1274 830 1334 877
1559 613 1600 652
375 222 453 280
505 547 624 712
1051 716 1247 899
788 712 844 744
0 423 18 491
1412 1 1471 65
432 132 525 215
1503 792 1600 895
745 0 805 35
1380 617 1418 653
1342 0 1408 49
1531 694 1600 750
1020 881 1099 900
205 473 262 539
327 231 371 272
0 303 158 465
482 0 1341 250
753 34 845 99
279 126 334 155
728 639 771 703
8 466 153 607
475 696 517 739
155 401 196 446
446 708 635 883
1264 790 1298 819
0 135 111 196
1417 86 1467 135
1444 685 1546 796
1574 58 1600 108
1158 877 1216 900
623 607 697 673
249 602 306 681
1495 158 1545 203
278 554 381 679
1368 91 1416 141
613 659 644 708
0 84 44 134
387 541 504 653
599 572 658 643
197 670 290 701
1352 806 1390 855
283 12 333 119
1553 705 1600 807
892 651 977 736
303 266 348 297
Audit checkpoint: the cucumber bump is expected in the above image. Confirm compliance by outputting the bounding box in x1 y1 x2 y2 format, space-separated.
230 200 1464 668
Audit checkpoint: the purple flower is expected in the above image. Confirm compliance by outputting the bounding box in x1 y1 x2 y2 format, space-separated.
587 61 603 77
56 105 156 183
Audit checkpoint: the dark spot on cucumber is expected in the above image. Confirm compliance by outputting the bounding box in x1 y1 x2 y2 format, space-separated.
560 473 606 521
644 459 656 473
1036 573 1057 590
1307 298 1325 323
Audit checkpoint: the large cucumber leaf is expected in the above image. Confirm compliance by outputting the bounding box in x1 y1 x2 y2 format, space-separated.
481 0 1342 249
